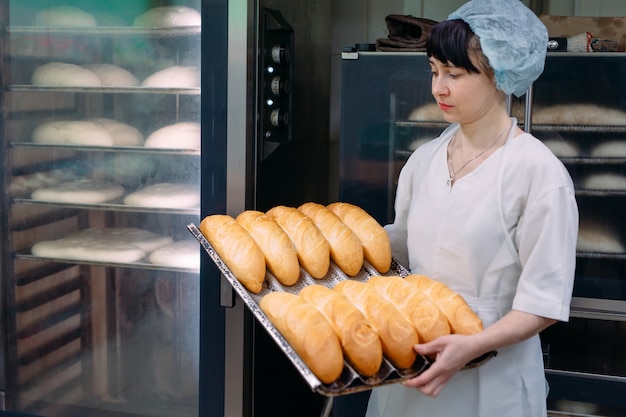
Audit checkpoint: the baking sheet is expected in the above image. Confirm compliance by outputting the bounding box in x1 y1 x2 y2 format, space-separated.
188 223 496 396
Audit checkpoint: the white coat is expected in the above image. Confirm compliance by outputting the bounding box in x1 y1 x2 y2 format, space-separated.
366 119 578 417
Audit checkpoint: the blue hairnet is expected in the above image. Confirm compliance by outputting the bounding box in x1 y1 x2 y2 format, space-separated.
448 0 548 97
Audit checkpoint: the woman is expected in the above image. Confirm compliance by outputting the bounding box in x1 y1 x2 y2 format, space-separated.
365 0 578 416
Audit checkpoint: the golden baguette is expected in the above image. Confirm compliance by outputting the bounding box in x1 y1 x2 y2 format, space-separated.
334 280 417 369
300 284 383 377
298 202 364 276
199 214 265 294
266 205 330 279
236 210 300 286
327 202 391 273
259 291 344 384
404 274 483 335
367 275 450 343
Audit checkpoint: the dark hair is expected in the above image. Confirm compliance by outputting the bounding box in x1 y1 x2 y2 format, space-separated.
426 19 490 75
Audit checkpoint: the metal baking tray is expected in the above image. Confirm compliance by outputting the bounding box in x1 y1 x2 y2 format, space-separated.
188 223 495 396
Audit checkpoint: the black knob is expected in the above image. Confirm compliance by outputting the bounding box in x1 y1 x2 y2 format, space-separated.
270 109 289 128
270 76 290 96
271 44 290 64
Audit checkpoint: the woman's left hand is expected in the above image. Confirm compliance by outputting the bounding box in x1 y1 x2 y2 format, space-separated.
402 334 481 397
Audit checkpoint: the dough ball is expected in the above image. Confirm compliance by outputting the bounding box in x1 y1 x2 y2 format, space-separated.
133 6 201 28
581 173 626 190
408 137 432 151
590 141 626 158
32 120 114 146
149 240 200 268
141 66 200 88
90 118 144 146
65 228 173 253
32 62 101 87
144 122 200 149
408 103 445 122
82 64 139 87
123 183 200 208
32 238 146 263
542 138 580 158
34 6 97 27
577 222 624 253
533 104 626 126
31 180 125 204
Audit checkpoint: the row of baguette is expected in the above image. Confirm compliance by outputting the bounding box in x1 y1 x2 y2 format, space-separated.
199 202 393 293
259 275 484 384
199 202 484 384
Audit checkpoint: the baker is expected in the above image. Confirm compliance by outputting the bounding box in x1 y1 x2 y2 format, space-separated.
360 0 579 416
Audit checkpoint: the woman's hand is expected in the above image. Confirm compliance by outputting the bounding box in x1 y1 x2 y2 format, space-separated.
402 334 481 397
403 310 557 397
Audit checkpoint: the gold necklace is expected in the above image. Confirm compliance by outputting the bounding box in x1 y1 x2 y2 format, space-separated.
447 121 511 187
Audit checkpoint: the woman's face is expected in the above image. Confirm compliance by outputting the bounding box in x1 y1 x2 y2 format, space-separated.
428 56 499 124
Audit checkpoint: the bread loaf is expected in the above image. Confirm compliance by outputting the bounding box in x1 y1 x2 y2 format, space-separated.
266 205 330 279
298 202 364 276
299 284 383 377
259 292 344 384
236 210 300 286
404 274 483 335
199 214 265 294
327 202 391 273
334 280 417 369
367 276 450 343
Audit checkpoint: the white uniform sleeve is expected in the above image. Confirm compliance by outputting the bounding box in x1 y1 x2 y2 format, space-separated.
512 185 579 322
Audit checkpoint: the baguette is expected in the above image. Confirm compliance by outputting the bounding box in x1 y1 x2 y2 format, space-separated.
199 214 265 294
367 276 450 343
334 280 417 369
266 205 330 279
259 291 344 384
300 284 383 377
236 210 300 286
327 202 391 273
404 274 483 335
298 202 364 276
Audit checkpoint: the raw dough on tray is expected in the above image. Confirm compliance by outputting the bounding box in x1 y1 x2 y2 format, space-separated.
533 104 626 126
91 118 144 146
82 64 140 87
32 238 146 263
32 120 113 146
32 62 102 87
143 122 200 149
577 222 625 253
148 240 200 268
133 6 201 27
408 103 445 122
590 141 626 158
31 180 125 204
34 6 97 27
32 227 173 263
581 173 626 190
32 119 143 147
542 138 580 158
141 66 200 88
123 183 200 208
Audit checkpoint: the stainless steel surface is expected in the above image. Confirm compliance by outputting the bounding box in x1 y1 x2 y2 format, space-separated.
570 297 626 320
11 142 200 155
8 86 200 95
7 26 201 35
12 196 200 215
224 2 256 417
14 251 199 273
